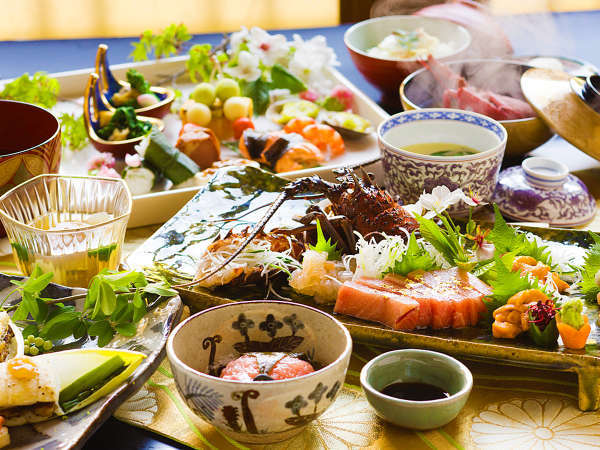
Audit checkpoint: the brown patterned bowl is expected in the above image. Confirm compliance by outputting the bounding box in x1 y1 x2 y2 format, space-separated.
0 100 61 234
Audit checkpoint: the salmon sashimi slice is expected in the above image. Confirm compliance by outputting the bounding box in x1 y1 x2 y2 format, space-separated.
354 277 423 330
407 268 490 328
334 281 420 330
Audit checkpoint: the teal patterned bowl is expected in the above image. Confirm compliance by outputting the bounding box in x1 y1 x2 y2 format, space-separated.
167 301 352 444
360 349 472 430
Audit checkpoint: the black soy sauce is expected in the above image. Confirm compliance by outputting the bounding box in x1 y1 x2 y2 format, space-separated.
380 382 450 401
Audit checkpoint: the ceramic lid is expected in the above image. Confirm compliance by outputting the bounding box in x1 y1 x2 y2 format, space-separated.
493 156 596 227
520 68 600 161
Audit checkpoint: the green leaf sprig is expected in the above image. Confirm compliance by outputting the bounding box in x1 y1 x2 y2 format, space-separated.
309 219 341 261
578 232 600 302
414 213 472 270
130 24 192 61
59 113 88 151
8 266 176 347
0 72 60 108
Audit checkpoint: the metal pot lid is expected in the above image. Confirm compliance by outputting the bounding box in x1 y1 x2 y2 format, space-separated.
520 68 600 161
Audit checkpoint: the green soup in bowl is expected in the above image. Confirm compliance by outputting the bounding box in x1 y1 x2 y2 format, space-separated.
360 349 472 430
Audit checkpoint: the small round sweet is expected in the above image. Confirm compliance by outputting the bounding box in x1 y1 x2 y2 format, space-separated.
186 102 212 126
137 93 160 108
26 335 35 344
191 83 217 105
215 78 241 101
24 344 30 354
34 337 44 347
223 96 253 121
29 346 40 356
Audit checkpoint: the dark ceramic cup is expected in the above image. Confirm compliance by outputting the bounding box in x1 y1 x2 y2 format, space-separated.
0 100 62 234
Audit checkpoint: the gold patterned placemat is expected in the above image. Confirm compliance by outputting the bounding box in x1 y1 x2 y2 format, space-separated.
113 343 600 449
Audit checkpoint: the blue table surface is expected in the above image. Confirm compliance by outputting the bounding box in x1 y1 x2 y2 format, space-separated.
1 10 599 450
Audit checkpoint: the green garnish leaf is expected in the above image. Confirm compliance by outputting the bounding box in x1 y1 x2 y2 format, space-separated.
309 219 341 261
241 78 270 115
578 237 600 302
59 113 88 151
483 255 549 316
270 64 306 94
386 232 437 276
0 72 60 108
487 204 552 265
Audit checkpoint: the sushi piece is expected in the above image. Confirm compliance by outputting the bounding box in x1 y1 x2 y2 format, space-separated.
334 280 420 330
239 129 324 173
176 123 221 170
220 353 314 381
122 166 156 195
140 128 199 185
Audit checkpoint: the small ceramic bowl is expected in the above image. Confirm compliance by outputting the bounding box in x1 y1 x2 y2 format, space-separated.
344 16 471 100
400 59 553 157
167 301 352 444
378 108 507 215
493 157 596 227
360 349 472 430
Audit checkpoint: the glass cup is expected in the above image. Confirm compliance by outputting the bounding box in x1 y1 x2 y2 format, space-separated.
0 174 132 287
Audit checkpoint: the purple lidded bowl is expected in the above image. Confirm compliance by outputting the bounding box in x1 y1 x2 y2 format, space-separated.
378 108 507 216
493 157 596 227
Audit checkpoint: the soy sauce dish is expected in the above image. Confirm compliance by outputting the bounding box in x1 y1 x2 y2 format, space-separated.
167 301 352 444
360 349 472 430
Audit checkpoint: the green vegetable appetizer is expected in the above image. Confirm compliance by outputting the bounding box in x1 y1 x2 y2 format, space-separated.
97 106 152 141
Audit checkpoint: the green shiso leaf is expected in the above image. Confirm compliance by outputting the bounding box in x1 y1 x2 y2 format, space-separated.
578 235 600 302
385 232 437 276
308 219 341 261
487 204 552 265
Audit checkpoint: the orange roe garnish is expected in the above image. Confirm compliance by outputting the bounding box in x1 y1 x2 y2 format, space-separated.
7 357 39 380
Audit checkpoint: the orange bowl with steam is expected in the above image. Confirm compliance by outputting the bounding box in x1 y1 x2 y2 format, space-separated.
400 59 553 158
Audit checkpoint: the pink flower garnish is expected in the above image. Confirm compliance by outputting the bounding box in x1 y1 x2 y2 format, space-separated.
96 166 121 179
88 153 116 171
329 85 354 111
125 153 142 168
299 89 319 103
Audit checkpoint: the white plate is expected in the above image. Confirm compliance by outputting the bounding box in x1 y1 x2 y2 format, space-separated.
1 56 388 228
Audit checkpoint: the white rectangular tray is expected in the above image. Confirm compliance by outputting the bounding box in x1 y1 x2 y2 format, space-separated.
4 56 389 228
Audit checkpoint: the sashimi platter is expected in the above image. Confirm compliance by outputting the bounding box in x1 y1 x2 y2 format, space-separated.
128 165 600 412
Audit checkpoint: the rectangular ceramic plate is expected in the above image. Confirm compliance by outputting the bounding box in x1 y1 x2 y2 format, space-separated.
0 56 388 228
127 167 600 411
0 275 182 449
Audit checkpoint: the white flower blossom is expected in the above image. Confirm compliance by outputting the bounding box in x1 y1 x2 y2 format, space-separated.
225 51 261 82
417 186 466 218
229 27 290 67
247 27 290 66
288 34 339 93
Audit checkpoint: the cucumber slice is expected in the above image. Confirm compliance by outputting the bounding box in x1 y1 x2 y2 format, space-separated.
144 128 199 184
